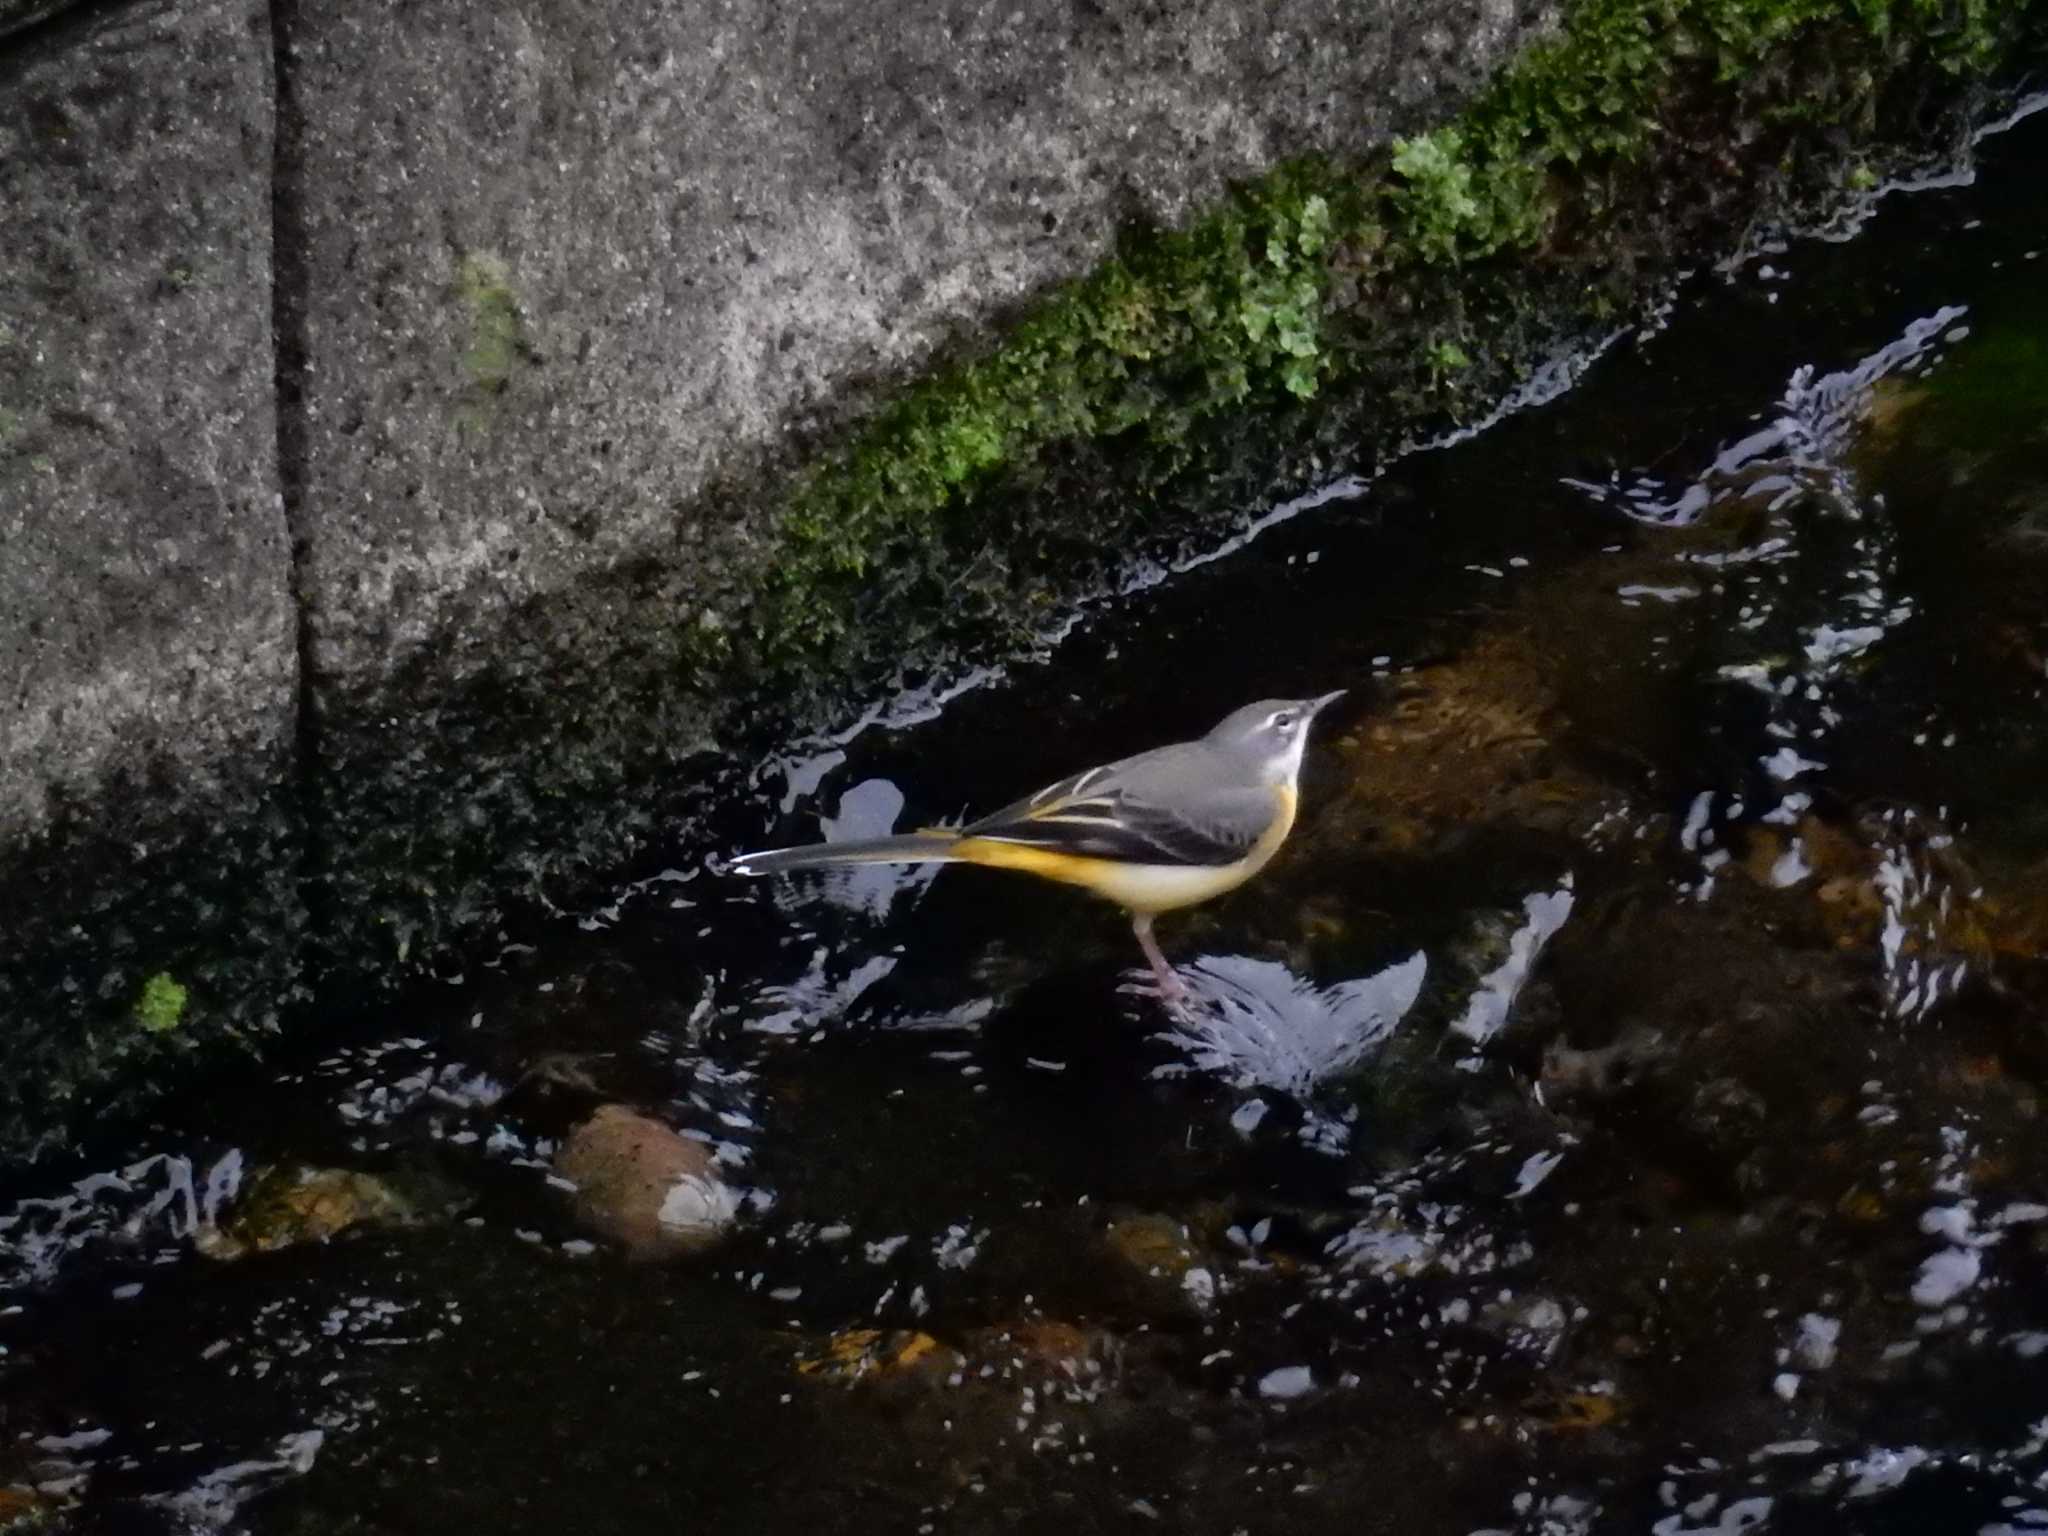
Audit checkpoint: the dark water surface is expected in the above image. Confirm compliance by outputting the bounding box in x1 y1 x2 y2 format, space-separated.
7 106 2048 1536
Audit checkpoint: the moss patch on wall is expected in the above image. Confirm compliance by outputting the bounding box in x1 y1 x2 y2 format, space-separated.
134 971 188 1034
0 760 301 1159
453 251 534 428
738 0 2041 697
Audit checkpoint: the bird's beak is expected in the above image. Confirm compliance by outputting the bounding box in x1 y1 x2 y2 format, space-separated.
1308 689 1346 716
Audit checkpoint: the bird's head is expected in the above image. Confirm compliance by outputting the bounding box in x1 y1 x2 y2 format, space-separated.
1207 691 1346 785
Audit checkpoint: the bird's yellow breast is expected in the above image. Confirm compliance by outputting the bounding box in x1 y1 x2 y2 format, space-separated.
952 784 1297 916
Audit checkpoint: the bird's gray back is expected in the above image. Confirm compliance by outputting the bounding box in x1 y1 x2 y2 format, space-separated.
964 733 1280 867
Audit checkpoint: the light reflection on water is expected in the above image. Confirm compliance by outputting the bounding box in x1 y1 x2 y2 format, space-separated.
1154 950 1427 1094
1568 304 1994 1022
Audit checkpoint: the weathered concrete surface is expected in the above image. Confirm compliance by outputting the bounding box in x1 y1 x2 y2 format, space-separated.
291 0 1545 668
284 0 1554 961
0 0 300 1149
0 0 289 849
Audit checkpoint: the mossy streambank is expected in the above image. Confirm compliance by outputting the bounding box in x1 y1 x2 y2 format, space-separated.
732 0 2048 697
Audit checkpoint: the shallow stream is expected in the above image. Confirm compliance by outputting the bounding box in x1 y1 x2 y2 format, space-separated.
5 104 2048 1536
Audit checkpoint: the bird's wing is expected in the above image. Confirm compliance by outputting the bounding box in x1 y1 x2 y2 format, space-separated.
962 759 1279 868
965 756 1145 832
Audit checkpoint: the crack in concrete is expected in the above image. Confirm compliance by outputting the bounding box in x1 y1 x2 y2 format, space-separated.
268 0 328 942
0 0 142 72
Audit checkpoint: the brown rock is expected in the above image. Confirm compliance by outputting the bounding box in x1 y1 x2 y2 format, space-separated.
553 1105 735 1258
1103 1213 1199 1280
0 1485 59 1523
195 1165 429 1260
795 1328 962 1386
963 1319 1115 1383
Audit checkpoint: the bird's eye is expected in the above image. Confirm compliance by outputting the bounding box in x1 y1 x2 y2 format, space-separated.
1272 710 1298 731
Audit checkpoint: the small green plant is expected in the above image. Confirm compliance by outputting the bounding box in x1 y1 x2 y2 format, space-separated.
1238 192 1334 399
1390 131 1486 263
135 973 188 1034
1388 126 1552 266
1428 339 1474 386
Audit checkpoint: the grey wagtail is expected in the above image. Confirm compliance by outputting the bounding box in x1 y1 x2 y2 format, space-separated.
732 692 1344 999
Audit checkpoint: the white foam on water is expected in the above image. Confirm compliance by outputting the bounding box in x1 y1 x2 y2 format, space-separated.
1256 1364 1315 1400
1450 884 1576 1047
1154 951 1427 1097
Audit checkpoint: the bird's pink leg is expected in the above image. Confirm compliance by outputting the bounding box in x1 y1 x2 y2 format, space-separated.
1131 913 1186 1002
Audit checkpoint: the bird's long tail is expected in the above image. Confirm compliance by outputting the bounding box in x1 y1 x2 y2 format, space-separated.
731 830 963 877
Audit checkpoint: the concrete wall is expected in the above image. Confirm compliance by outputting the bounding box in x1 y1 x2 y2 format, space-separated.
287 0 1534 680
1 0 288 855
0 0 303 1150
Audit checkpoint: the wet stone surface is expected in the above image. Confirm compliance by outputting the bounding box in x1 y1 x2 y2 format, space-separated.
3 103 2048 1536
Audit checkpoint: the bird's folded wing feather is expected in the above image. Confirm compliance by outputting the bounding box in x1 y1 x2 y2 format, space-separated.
962 769 1277 868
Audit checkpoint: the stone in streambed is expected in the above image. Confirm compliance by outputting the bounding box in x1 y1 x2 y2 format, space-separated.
196 1164 452 1260
552 1105 736 1258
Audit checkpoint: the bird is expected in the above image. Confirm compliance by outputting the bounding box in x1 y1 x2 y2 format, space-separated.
731 692 1345 1001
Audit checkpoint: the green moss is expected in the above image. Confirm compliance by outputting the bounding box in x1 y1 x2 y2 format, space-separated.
748 162 1363 666
1390 127 1553 266
732 0 2037 689
135 972 188 1034
1428 339 1474 376
453 253 533 424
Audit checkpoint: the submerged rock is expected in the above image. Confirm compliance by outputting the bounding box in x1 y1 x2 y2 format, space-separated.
1322 628 1606 854
0 1481 65 1526
1103 1212 1200 1280
552 1105 736 1259
962 1319 1117 1385
1540 1024 1673 1102
794 1328 962 1387
195 1164 452 1260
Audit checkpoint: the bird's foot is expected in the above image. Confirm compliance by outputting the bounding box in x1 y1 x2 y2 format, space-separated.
1129 915 1188 1013
1118 965 1192 1019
